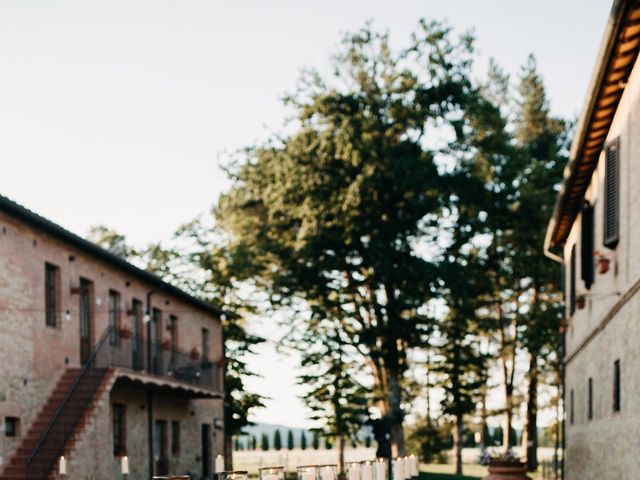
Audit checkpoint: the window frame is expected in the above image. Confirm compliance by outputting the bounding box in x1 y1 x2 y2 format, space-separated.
171 420 181 456
108 290 121 346
45 262 60 327
5 416 19 437
588 377 594 421
113 403 126 456
613 359 621 413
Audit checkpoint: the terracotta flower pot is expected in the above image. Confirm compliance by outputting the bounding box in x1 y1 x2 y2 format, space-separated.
119 328 133 339
597 257 610 274
482 460 531 480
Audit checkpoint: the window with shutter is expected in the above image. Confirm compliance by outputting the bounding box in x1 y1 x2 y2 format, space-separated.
581 202 594 289
603 140 619 248
569 244 577 315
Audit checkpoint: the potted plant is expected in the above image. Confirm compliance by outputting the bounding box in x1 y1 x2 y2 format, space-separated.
160 337 172 350
482 452 530 480
576 294 586 310
190 347 200 360
118 325 133 339
593 250 611 274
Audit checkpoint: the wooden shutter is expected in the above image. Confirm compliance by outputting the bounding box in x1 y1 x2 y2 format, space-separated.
569 244 576 315
581 202 594 289
603 140 619 248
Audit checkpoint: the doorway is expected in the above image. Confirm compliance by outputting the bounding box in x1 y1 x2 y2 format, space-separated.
79 278 94 364
201 424 211 478
154 419 168 475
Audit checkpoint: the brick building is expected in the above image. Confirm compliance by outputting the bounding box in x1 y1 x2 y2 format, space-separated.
0 194 225 479
544 1 640 479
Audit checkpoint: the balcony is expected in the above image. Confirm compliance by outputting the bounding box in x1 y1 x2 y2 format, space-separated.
93 326 223 395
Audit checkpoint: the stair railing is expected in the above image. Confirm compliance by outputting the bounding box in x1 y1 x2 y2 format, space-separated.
25 327 111 479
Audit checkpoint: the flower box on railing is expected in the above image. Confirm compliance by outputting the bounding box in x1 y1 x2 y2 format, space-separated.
118 326 133 339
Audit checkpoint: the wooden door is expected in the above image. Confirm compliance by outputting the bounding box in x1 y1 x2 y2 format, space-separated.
201 424 211 478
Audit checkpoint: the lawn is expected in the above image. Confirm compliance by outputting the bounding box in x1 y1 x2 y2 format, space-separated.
419 463 487 480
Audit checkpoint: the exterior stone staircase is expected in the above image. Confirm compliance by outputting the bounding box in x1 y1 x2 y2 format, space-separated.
0 367 113 480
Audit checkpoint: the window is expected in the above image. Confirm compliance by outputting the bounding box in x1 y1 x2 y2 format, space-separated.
5 417 19 437
613 359 621 412
108 290 121 345
171 420 181 456
45 263 60 327
113 403 126 456
588 377 594 421
581 202 594 288
202 328 210 361
569 244 577 315
603 140 619 249
570 390 575 425
168 315 178 350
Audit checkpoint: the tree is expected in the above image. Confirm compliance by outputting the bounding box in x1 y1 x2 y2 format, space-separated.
364 436 372 448
300 431 307 450
510 55 566 471
87 225 137 259
251 435 257 450
287 430 295 450
298 321 369 473
312 431 319 450
261 433 270 451
216 20 476 456
274 430 282 451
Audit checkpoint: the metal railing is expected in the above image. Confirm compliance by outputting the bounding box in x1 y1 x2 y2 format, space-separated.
105 327 222 390
25 326 222 478
26 327 111 479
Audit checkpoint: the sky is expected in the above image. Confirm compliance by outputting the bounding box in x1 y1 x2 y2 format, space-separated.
1 0 612 428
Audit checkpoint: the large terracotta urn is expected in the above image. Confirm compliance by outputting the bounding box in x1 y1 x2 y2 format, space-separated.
482 459 531 480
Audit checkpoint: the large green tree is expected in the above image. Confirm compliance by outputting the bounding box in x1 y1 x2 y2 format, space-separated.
216 20 476 455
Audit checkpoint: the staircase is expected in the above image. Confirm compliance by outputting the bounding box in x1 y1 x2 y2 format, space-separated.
1 329 112 480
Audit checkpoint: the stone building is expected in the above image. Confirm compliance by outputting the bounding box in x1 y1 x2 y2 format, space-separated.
0 194 225 479
544 1 640 479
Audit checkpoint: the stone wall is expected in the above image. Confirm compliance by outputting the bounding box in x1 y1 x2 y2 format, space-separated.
54 381 223 480
561 52 640 480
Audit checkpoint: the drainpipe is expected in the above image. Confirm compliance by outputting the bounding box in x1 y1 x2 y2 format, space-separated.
544 245 565 480
145 289 161 479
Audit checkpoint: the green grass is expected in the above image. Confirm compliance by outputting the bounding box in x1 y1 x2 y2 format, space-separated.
419 463 487 480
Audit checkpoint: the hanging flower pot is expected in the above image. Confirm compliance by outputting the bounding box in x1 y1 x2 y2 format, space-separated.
118 326 133 339
597 256 611 274
190 347 200 360
576 295 586 310
593 250 611 274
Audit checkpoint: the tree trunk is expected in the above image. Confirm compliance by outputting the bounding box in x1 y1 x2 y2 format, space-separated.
480 388 488 450
224 430 233 471
526 353 538 471
454 413 464 476
388 367 405 457
503 391 513 450
339 435 345 475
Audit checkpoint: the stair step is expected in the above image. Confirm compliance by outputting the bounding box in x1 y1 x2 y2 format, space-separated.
0 367 111 479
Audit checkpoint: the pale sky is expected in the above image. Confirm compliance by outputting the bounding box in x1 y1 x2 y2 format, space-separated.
1 0 611 428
